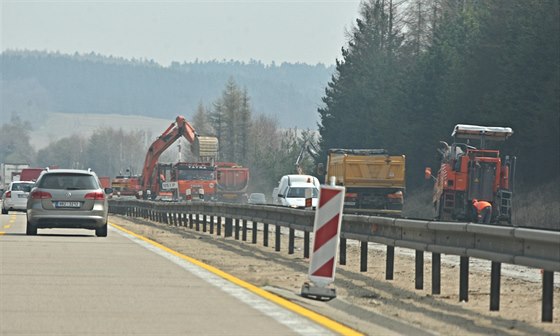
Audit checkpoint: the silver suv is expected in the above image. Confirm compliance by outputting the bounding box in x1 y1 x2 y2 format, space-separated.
26 169 112 236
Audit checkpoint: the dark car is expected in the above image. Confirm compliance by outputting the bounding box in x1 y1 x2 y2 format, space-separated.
248 193 267 205
26 169 112 236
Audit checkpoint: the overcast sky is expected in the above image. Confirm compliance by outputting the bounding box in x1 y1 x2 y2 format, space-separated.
1 0 363 66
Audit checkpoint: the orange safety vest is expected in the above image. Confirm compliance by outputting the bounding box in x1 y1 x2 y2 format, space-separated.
473 200 492 212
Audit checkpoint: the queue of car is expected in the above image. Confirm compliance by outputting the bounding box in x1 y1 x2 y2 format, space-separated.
1 168 112 237
1 169 319 236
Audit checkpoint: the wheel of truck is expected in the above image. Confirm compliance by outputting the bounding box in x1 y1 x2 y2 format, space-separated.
1 207 8 215
26 221 37 235
96 223 108 237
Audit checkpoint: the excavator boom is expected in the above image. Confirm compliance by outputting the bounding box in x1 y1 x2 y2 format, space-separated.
140 116 218 194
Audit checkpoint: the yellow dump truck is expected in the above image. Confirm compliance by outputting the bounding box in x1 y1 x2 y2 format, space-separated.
326 149 406 215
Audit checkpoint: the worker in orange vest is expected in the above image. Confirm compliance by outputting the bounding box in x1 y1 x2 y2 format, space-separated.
471 199 492 224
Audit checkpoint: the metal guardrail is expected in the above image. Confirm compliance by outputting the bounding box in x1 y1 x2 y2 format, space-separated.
108 199 559 322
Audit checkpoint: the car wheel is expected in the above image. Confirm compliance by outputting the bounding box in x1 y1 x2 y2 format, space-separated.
26 221 37 235
96 223 108 237
1 207 7 215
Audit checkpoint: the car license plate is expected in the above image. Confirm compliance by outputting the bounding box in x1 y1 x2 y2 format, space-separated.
18 194 28 198
55 201 81 208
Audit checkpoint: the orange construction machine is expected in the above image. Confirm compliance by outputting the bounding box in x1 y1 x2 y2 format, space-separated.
215 162 250 203
139 116 218 200
427 124 515 224
111 175 141 197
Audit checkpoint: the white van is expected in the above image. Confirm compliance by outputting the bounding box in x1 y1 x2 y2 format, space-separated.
276 175 320 208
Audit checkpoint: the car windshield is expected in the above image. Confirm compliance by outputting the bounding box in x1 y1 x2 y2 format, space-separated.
12 183 34 192
38 173 99 190
286 187 318 198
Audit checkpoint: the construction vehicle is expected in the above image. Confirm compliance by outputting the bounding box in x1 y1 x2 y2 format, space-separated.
111 175 141 197
215 162 250 203
139 116 218 200
295 138 320 175
326 149 406 215
1 163 29 188
98 176 111 189
172 162 217 201
20 167 47 182
427 124 515 224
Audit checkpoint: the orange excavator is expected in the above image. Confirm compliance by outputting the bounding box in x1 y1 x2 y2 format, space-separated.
139 116 218 200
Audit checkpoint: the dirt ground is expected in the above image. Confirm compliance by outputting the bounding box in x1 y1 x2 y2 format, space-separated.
109 215 559 336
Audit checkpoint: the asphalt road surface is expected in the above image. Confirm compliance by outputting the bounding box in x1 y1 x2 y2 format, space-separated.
0 211 361 335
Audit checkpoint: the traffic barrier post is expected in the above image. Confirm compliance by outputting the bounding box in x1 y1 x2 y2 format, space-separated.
301 185 345 300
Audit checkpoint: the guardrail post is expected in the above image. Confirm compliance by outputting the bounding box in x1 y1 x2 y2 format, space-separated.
234 218 240 240
288 228 295 254
251 221 257 244
195 213 200 232
459 256 469 302
304 231 310 259
490 261 501 311
209 215 214 234
542 270 554 322
275 225 281 252
216 216 222 236
242 219 248 241
415 250 424 290
224 217 233 237
263 223 269 247
360 241 368 272
432 252 441 295
189 214 194 229
386 246 394 280
339 237 347 265
203 215 207 232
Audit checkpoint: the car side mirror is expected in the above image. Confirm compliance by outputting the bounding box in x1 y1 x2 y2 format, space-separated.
104 187 113 194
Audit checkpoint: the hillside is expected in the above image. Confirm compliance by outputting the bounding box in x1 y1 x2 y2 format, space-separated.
28 112 173 150
0 50 334 129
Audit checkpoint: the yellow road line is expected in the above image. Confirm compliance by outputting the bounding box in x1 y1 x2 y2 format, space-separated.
110 222 363 336
3 225 10 229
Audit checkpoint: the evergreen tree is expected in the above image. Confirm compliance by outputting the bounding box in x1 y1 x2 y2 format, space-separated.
210 78 252 164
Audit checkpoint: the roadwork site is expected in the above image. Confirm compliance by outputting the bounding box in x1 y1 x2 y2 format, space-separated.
109 215 559 336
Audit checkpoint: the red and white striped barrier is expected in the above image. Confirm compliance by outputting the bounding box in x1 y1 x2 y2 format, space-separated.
301 185 345 300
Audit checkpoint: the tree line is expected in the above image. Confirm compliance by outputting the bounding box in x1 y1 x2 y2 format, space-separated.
0 79 316 195
318 0 559 190
0 51 332 130
1 0 557 197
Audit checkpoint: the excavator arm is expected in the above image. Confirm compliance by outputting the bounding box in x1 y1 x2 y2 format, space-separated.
295 138 320 175
140 116 218 193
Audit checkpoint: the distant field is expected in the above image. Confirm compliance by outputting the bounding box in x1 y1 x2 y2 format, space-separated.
31 112 173 150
